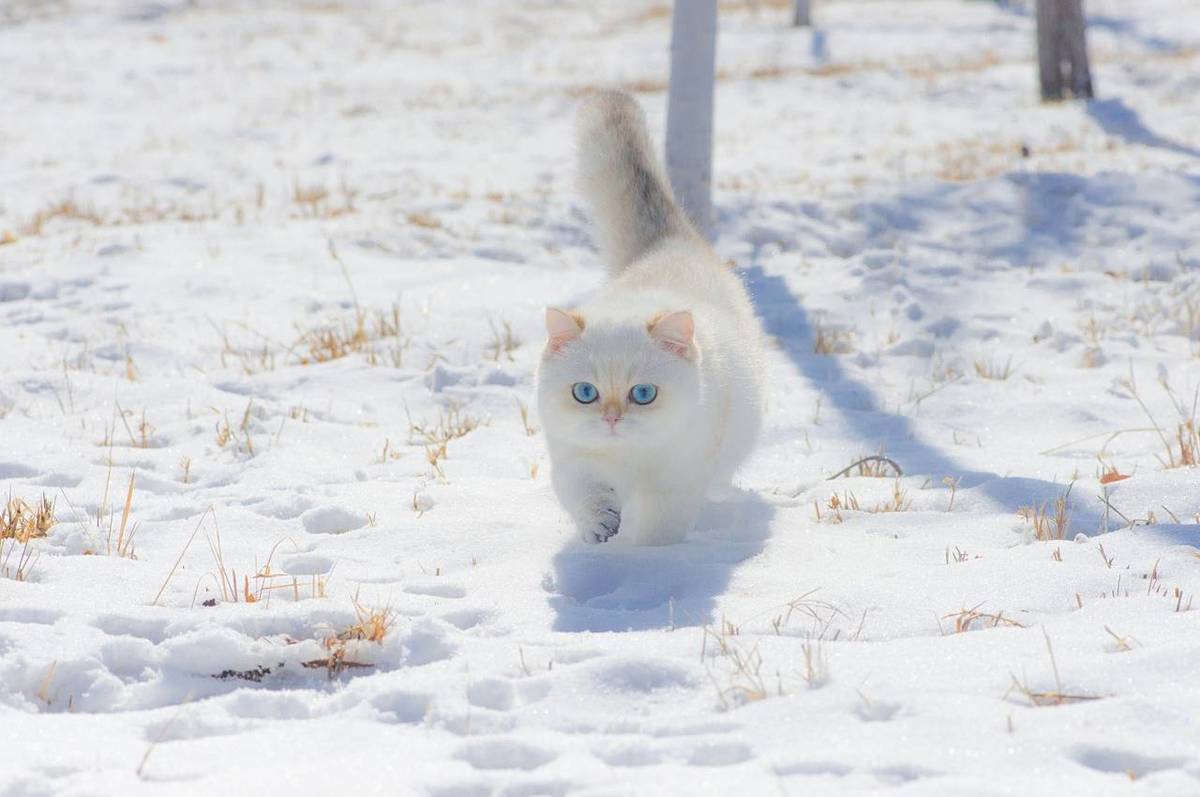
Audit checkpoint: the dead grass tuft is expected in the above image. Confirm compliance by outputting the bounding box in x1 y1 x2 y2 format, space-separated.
405 211 442 229
487 317 521 362
973 355 1015 381
296 304 409 367
1 494 55 543
945 546 973 564
20 193 241 236
1019 489 1072 541
702 621 774 709
188 520 331 607
21 198 103 236
292 179 357 219
304 599 396 677
767 589 851 640
813 323 855 355
215 402 257 457
407 403 482 448
873 480 913 513
816 479 911 522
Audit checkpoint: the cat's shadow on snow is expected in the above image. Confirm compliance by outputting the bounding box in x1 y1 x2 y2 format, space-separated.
547 489 773 632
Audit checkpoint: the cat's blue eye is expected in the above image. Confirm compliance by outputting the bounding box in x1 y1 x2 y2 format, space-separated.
572 382 599 404
629 384 657 405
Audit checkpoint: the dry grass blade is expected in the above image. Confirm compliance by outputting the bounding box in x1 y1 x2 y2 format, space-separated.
1007 630 1101 707
153 509 212 605
827 455 904 480
1008 675 1100 707
106 473 138 559
943 603 1026 633
1 537 39 581
516 398 539 436
1103 625 1138 653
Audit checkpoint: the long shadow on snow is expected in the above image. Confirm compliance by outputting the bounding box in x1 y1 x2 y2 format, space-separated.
740 182 1111 534
840 171 1200 266
1087 98 1200 160
549 489 773 632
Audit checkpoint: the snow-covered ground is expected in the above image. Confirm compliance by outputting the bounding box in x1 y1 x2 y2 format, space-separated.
2 1 1200 794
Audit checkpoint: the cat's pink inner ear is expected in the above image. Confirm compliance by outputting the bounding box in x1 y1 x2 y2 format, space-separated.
545 307 584 352
650 310 694 359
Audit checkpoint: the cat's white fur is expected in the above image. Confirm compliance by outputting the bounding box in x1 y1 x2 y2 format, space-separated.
536 90 765 546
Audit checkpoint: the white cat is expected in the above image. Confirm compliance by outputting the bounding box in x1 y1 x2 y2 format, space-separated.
537 90 765 546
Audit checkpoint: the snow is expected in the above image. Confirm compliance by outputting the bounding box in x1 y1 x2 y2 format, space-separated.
2 0 1200 795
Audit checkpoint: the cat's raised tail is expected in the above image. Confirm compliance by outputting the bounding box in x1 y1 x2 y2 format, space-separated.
576 90 697 276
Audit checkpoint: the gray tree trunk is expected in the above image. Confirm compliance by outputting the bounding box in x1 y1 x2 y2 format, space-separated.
792 0 811 27
1036 0 1094 101
665 0 718 239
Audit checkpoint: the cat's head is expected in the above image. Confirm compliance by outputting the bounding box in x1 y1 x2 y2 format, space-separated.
537 307 701 449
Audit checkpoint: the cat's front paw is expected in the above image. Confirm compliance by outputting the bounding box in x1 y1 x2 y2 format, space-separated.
582 505 620 544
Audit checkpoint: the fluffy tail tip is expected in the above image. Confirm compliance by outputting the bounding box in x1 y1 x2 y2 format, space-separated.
575 89 649 163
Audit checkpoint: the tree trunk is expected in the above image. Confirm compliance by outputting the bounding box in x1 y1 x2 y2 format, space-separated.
1036 0 1094 101
792 0 811 27
666 0 718 238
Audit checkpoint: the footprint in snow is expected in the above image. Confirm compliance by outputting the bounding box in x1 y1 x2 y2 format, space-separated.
369 690 431 724
0 462 39 480
467 677 515 711
594 744 663 768
404 580 467 599
872 764 940 784
774 760 853 778
854 698 902 723
300 506 366 534
686 741 753 767
593 658 695 693
245 495 314 521
1070 745 1188 778
456 739 557 771
499 778 572 797
426 782 492 797
440 608 493 630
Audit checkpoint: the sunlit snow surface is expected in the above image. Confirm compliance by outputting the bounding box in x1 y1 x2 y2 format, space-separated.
2 1 1199 794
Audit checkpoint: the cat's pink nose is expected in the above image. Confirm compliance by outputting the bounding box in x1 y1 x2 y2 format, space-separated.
604 414 622 431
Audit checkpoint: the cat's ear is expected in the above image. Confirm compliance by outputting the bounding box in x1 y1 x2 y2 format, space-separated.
649 310 694 359
545 307 584 353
